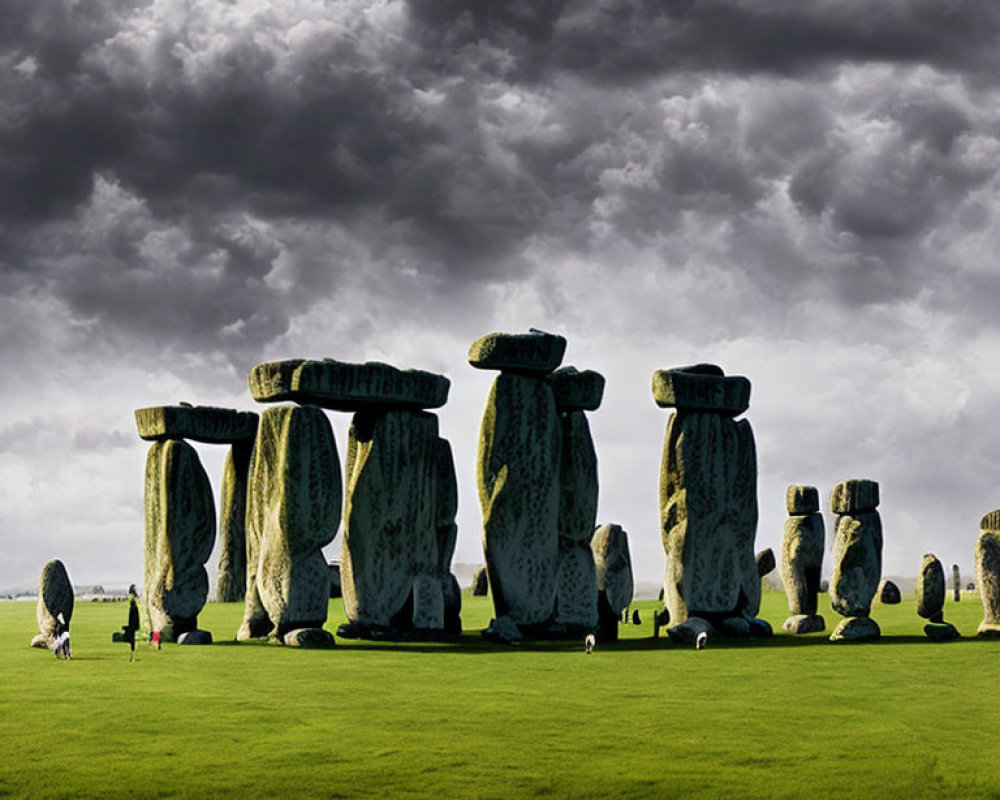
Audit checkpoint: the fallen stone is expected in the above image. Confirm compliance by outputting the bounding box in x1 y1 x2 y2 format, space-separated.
217 439 253 603
249 359 449 411
239 405 341 640
177 629 213 645
548 367 605 411
976 523 1000 638
471 565 489 596
786 485 820 515
144 440 216 641
830 510 882 618
283 628 336 648
135 404 259 444
830 615 881 642
660 408 759 624
651 366 751 416
783 614 825 634
924 621 960 641
781 511 825 616
468 330 566 375
755 548 776 577
478 372 560 626
36 559 74 646
916 554 946 622
878 579 901 604
666 617 717 646
830 479 880 514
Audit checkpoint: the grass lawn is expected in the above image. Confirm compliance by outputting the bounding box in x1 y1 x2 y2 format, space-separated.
1 589 998 800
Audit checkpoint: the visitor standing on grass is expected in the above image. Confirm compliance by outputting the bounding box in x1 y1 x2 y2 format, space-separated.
124 584 141 662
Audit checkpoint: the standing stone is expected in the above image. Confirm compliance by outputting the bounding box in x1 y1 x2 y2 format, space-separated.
434 437 462 635
917 553 960 640
239 405 341 643
551 367 604 633
952 564 961 602
217 439 254 602
328 562 342 599
33 560 74 647
976 511 1000 638
340 409 439 637
144 440 216 641
472 565 489 596
591 524 634 642
878 579 901 604
655 365 766 636
473 331 564 640
780 485 825 634
829 479 882 642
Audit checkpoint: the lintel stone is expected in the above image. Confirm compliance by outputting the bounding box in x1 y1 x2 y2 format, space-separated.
135 405 259 444
651 366 750 415
468 330 566 374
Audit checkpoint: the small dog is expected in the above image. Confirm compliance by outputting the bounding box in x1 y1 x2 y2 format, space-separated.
584 633 596 654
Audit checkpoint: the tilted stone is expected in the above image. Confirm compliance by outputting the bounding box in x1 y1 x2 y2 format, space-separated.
756 548 776 577
468 330 566 375
478 372 561 625
35 560 74 645
249 359 449 411
660 410 759 624
916 554 946 622
780 513 825 616
976 527 1000 638
135 405 258 444
555 410 599 628
591 524 634 615
548 367 605 412
651 366 750 416
144 440 216 641
786 485 819 515
829 510 882 619
472 566 489 596
830 479 880 514
239 405 342 640
341 409 440 632
216 439 253 603
878 578 901 604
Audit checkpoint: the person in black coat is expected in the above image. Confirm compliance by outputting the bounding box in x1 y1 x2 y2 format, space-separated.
124 584 141 662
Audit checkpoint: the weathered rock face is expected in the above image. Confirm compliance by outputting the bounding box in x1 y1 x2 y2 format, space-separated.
341 409 439 631
554 409 599 629
471 566 489 596
239 405 341 640
548 366 605 412
477 372 561 627
786 485 819 515
952 564 962 602
35 560 74 645
976 511 1000 638
756 548 776 577
433 437 460 633
469 330 566 375
144 440 216 641
780 494 825 617
217 439 253 602
658 366 759 626
829 479 882 643
878 579 901 604
135 405 259 444
592 524 634 615
916 554 946 622
249 359 450 412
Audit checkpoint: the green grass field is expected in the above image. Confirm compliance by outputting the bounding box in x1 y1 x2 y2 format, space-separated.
2 590 998 800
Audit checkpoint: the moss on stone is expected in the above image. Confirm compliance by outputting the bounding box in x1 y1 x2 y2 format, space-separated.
916 553 946 621
468 330 566 374
135 405 258 444
785 485 819 515
651 367 750 416
830 479 880 514
548 366 605 411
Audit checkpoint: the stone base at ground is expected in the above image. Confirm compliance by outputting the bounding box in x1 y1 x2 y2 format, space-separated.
177 629 213 645
30 634 49 648
482 616 524 644
924 622 960 641
977 623 1000 638
336 622 401 641
830 616 881 642
283 628 336 648
783 614 825 634
666 617 717 645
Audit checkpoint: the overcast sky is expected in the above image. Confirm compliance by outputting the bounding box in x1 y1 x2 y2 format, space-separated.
3 0 1000 595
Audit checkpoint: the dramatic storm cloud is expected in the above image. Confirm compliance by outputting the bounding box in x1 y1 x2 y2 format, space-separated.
3 0 1000 594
